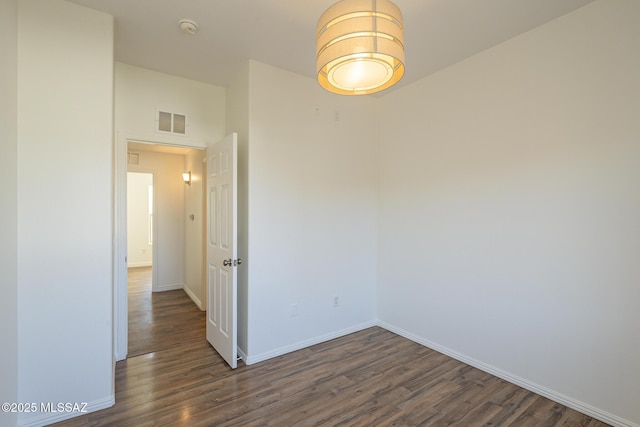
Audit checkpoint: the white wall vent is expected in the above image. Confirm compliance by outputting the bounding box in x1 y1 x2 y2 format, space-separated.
156 109 188 135
127 152 140 165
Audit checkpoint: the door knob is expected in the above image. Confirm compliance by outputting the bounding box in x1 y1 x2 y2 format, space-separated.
223 258 232 267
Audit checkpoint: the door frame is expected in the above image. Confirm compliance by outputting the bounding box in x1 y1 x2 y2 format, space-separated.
201 158 208 311
114 131 207 361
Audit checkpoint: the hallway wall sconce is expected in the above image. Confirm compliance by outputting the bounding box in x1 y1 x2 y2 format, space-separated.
316 0 405 95
182 171 191 185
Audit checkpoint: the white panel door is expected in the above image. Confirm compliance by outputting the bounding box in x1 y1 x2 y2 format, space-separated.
206 133 238 369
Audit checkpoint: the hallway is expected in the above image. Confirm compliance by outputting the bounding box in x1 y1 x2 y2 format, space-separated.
127 267 205 357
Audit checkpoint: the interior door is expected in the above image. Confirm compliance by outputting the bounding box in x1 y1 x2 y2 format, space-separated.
206 133 238 369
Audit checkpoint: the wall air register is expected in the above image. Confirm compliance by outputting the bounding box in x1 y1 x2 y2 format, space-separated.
127 152 139 165
156 110 188 135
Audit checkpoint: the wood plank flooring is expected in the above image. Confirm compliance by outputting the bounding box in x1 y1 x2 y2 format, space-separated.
127 267 205 357
53 267 609 426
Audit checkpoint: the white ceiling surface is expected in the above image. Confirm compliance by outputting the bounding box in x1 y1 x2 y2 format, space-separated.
68 0 594 94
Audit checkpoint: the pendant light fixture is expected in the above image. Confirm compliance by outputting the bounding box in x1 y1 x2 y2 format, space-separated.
316 0 405 95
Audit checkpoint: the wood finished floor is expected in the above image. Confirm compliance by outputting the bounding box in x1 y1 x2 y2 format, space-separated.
127 267 205 357
53 267 609 426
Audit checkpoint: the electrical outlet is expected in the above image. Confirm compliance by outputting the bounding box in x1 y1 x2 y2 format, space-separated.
333 296 339 308
291 303 298 317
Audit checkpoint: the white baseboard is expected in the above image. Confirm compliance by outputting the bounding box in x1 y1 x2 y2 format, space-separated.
127 262 151 268
183 285 204 311
154 283 183 292
115 347 127 362
377 321 638 427
18 394 114 427
244 320 377 365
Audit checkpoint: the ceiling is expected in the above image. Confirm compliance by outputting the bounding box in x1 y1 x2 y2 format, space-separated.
67 0 594 95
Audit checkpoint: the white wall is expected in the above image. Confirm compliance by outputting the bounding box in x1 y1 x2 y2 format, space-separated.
17 1 114 425
244 61 379 362
127 172 153 267
183 149 206 308
128 150 186 291
0 0 18 425
115 62 226 148
377 1 640 425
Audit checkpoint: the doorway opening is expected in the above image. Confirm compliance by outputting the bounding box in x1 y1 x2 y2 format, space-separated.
126 172 154 356
127 172 153 270
117 139 207 359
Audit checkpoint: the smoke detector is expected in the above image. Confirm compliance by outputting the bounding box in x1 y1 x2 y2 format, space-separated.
179 19 199 35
